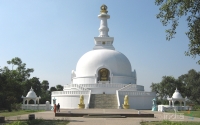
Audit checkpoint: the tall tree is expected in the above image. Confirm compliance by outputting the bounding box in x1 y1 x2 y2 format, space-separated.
0 57 34 111
155 0 200 64
178 69 200 104
151 76 178 100
151 69 200 104
41 80 49 91
25 77 42 96
50 87 57 92
56 85 63 91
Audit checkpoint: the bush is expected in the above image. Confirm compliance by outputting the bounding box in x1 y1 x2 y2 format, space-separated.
27 119 44 125
192 105 200 111
11 103 22 111
162 120 182 125
7 121 28 125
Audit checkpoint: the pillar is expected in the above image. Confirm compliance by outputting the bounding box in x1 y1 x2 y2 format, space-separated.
180 101 182 106
172 100 174 107
169 101 171 106
27 99 30 105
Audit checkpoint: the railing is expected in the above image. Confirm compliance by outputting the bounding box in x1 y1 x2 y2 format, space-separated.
64 83 128 90
116 90 121 109
118 84 135 91
87 90 92 109
21 104 51 110
64 84 88 91
118 91 155 96
52 90 90 95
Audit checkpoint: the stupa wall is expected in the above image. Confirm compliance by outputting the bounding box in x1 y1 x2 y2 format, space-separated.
118 91 156 109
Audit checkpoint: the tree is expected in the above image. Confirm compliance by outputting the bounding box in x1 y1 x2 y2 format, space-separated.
40 80 50 104
50 87 57 92
155 0 200 64
0 57 34 111
151 76 178 100
56 85 63 91
151 69 200 104
178 69 200 104
25 77 42 96
41 80 49 91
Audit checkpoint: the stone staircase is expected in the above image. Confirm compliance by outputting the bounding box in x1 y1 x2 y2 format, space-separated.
89 94 118 109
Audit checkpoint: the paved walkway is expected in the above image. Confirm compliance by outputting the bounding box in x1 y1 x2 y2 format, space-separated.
5 109 200 125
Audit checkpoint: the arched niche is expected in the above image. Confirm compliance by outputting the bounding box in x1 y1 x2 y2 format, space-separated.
98 68 110 81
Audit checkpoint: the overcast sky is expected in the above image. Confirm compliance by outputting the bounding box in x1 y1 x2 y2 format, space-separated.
1 0 199 91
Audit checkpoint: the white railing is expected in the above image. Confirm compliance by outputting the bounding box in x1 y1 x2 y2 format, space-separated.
64 83 144 91
21 104 51 111
118 84 136 91
52 90 90 95
86 90 92 109
158 105 191 112
80 83 126 88
118 91 155 96
64 83 128 89
64 84 88 91
116 90 121 109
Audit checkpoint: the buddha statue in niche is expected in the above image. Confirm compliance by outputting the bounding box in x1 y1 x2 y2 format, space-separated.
99 68 109 81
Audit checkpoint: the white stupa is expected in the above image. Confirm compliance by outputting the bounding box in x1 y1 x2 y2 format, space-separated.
51 5 156 109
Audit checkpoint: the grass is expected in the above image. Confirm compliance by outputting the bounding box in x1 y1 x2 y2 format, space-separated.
141 120 200 125
0 110 44 117
165 109 200 118
179 110 200 118
4 119 69 125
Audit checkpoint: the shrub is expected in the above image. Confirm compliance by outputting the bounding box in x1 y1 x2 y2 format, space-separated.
11 103 22 111
7 121 28 125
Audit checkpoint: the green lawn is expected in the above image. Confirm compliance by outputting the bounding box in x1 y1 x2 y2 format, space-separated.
4 119 69 125
180 110 200 118
165 109 200 118
141 120 200 125
0 110 44 117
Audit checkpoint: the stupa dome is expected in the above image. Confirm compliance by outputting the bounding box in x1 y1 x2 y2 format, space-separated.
26 87 37 98
76 49 132 77
172 88 183 99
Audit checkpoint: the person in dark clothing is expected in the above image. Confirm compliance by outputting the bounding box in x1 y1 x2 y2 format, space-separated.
57 103 60 112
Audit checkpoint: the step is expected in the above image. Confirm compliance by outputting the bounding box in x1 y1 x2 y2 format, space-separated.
83 114 126 118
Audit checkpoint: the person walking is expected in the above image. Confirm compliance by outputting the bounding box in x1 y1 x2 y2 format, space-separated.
53 104 57 114
57 103 60 112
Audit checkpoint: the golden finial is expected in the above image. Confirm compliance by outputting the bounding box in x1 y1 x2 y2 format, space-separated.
100 4 108 14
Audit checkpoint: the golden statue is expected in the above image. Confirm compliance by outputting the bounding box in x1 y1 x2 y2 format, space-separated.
99 68 109 81
100 4 108 14
78 95 85 109
80 95 84 104
123 95 129 109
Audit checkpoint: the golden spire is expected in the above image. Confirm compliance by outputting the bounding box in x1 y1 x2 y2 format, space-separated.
100 4 108 14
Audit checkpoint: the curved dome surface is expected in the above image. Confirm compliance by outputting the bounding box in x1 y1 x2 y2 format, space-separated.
26 88 37 98
76 49 132 77
172 89 183 99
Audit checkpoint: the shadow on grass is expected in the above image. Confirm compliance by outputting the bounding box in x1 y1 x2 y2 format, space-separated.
141 120 200 125
5 119 70 125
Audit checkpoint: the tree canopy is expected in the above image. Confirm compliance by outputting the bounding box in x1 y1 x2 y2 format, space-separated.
155 0 200 64
0 57 61 111
151 69 200 104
